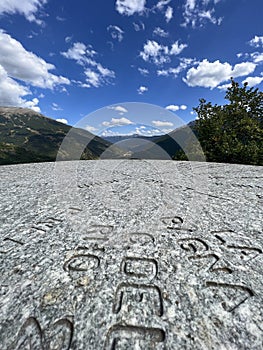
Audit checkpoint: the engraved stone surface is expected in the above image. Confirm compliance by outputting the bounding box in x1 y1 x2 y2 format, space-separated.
0 160 262 349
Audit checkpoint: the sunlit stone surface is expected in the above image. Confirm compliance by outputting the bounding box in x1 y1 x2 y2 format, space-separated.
0 160 262 349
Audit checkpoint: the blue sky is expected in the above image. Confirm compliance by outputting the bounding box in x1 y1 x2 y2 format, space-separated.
0 0 263 135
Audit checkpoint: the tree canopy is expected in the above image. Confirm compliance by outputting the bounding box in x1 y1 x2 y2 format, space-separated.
193 78 263 165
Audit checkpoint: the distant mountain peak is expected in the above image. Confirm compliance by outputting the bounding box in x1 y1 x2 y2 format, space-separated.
0 106 122 165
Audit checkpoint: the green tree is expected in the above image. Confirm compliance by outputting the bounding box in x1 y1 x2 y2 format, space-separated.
193 78 263 165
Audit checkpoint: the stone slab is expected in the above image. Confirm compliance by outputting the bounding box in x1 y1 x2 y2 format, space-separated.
0 160 262 349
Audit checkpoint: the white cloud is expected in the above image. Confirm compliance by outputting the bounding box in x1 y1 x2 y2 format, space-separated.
165 6 173 22
84 125 98 132
140 40 165 65
232 62 256 78
133 21 145 31
65 36 73 43
170 42 188 55
24 98 40 112
157 58 196 77
165 104 187 112
0 0 47 24
0 30 70 89
154 1 173 23
165 104 179 111
0 30 70 112
251 52 263 63
137 85 148 94
242 76 263 87
217 83 231 90
62 42 115 88
182 0 222 28
153 27 169 38
108 105 128 114
61 42 97 63
52 103 62 111
116 0 146 16
56 16 66 22
0 66 31 107
249 35 263 48
138 67 149 75
152 120 174 127
56 118 68 124
107 25 124 42
84 69 101 88
180 104 187 110
140 40 187 65
183 59 256 89
156 0 171 10
102 117 133 126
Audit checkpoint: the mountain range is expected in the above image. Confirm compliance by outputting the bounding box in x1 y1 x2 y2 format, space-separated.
0 107 197 165
0 107 122 165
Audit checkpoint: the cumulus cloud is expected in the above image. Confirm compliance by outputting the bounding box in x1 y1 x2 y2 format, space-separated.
0 30 70 89
0 30 70 111
0 0 47 24
251 52 263 63
165 104 187 112
115 0 146 16
217 83 232 90
61 42 96 63
61 42 115 88
84 69 101 88
183 59 256 89
242 76 263 87
84 125 98 132
0 66 30 106
140 40 187 65
153 27 169 38
165 6 173 22
231 62 256 78
157 58 196 77
108 105 128 114
165 105 179 111
154 0 173 22
107 25 124 42
56 118 68 124
170 42 188 55
137 85 148 94
182 0 222 28
155 0 171 10
102 117 133 126
152 120 174 127
249 35 263 48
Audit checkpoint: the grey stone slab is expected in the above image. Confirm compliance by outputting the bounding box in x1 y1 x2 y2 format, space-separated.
0 160 262 349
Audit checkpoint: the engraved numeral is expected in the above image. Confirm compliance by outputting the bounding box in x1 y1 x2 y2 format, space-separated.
121 257 158 280
206 281 254 312
104 325 165 349
161 216 183 230
129 232 155 246
189 254 233 274
113 282 163 317
178 238 209 255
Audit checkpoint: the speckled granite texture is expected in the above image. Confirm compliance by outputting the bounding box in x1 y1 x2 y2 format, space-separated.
0 160 262 349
